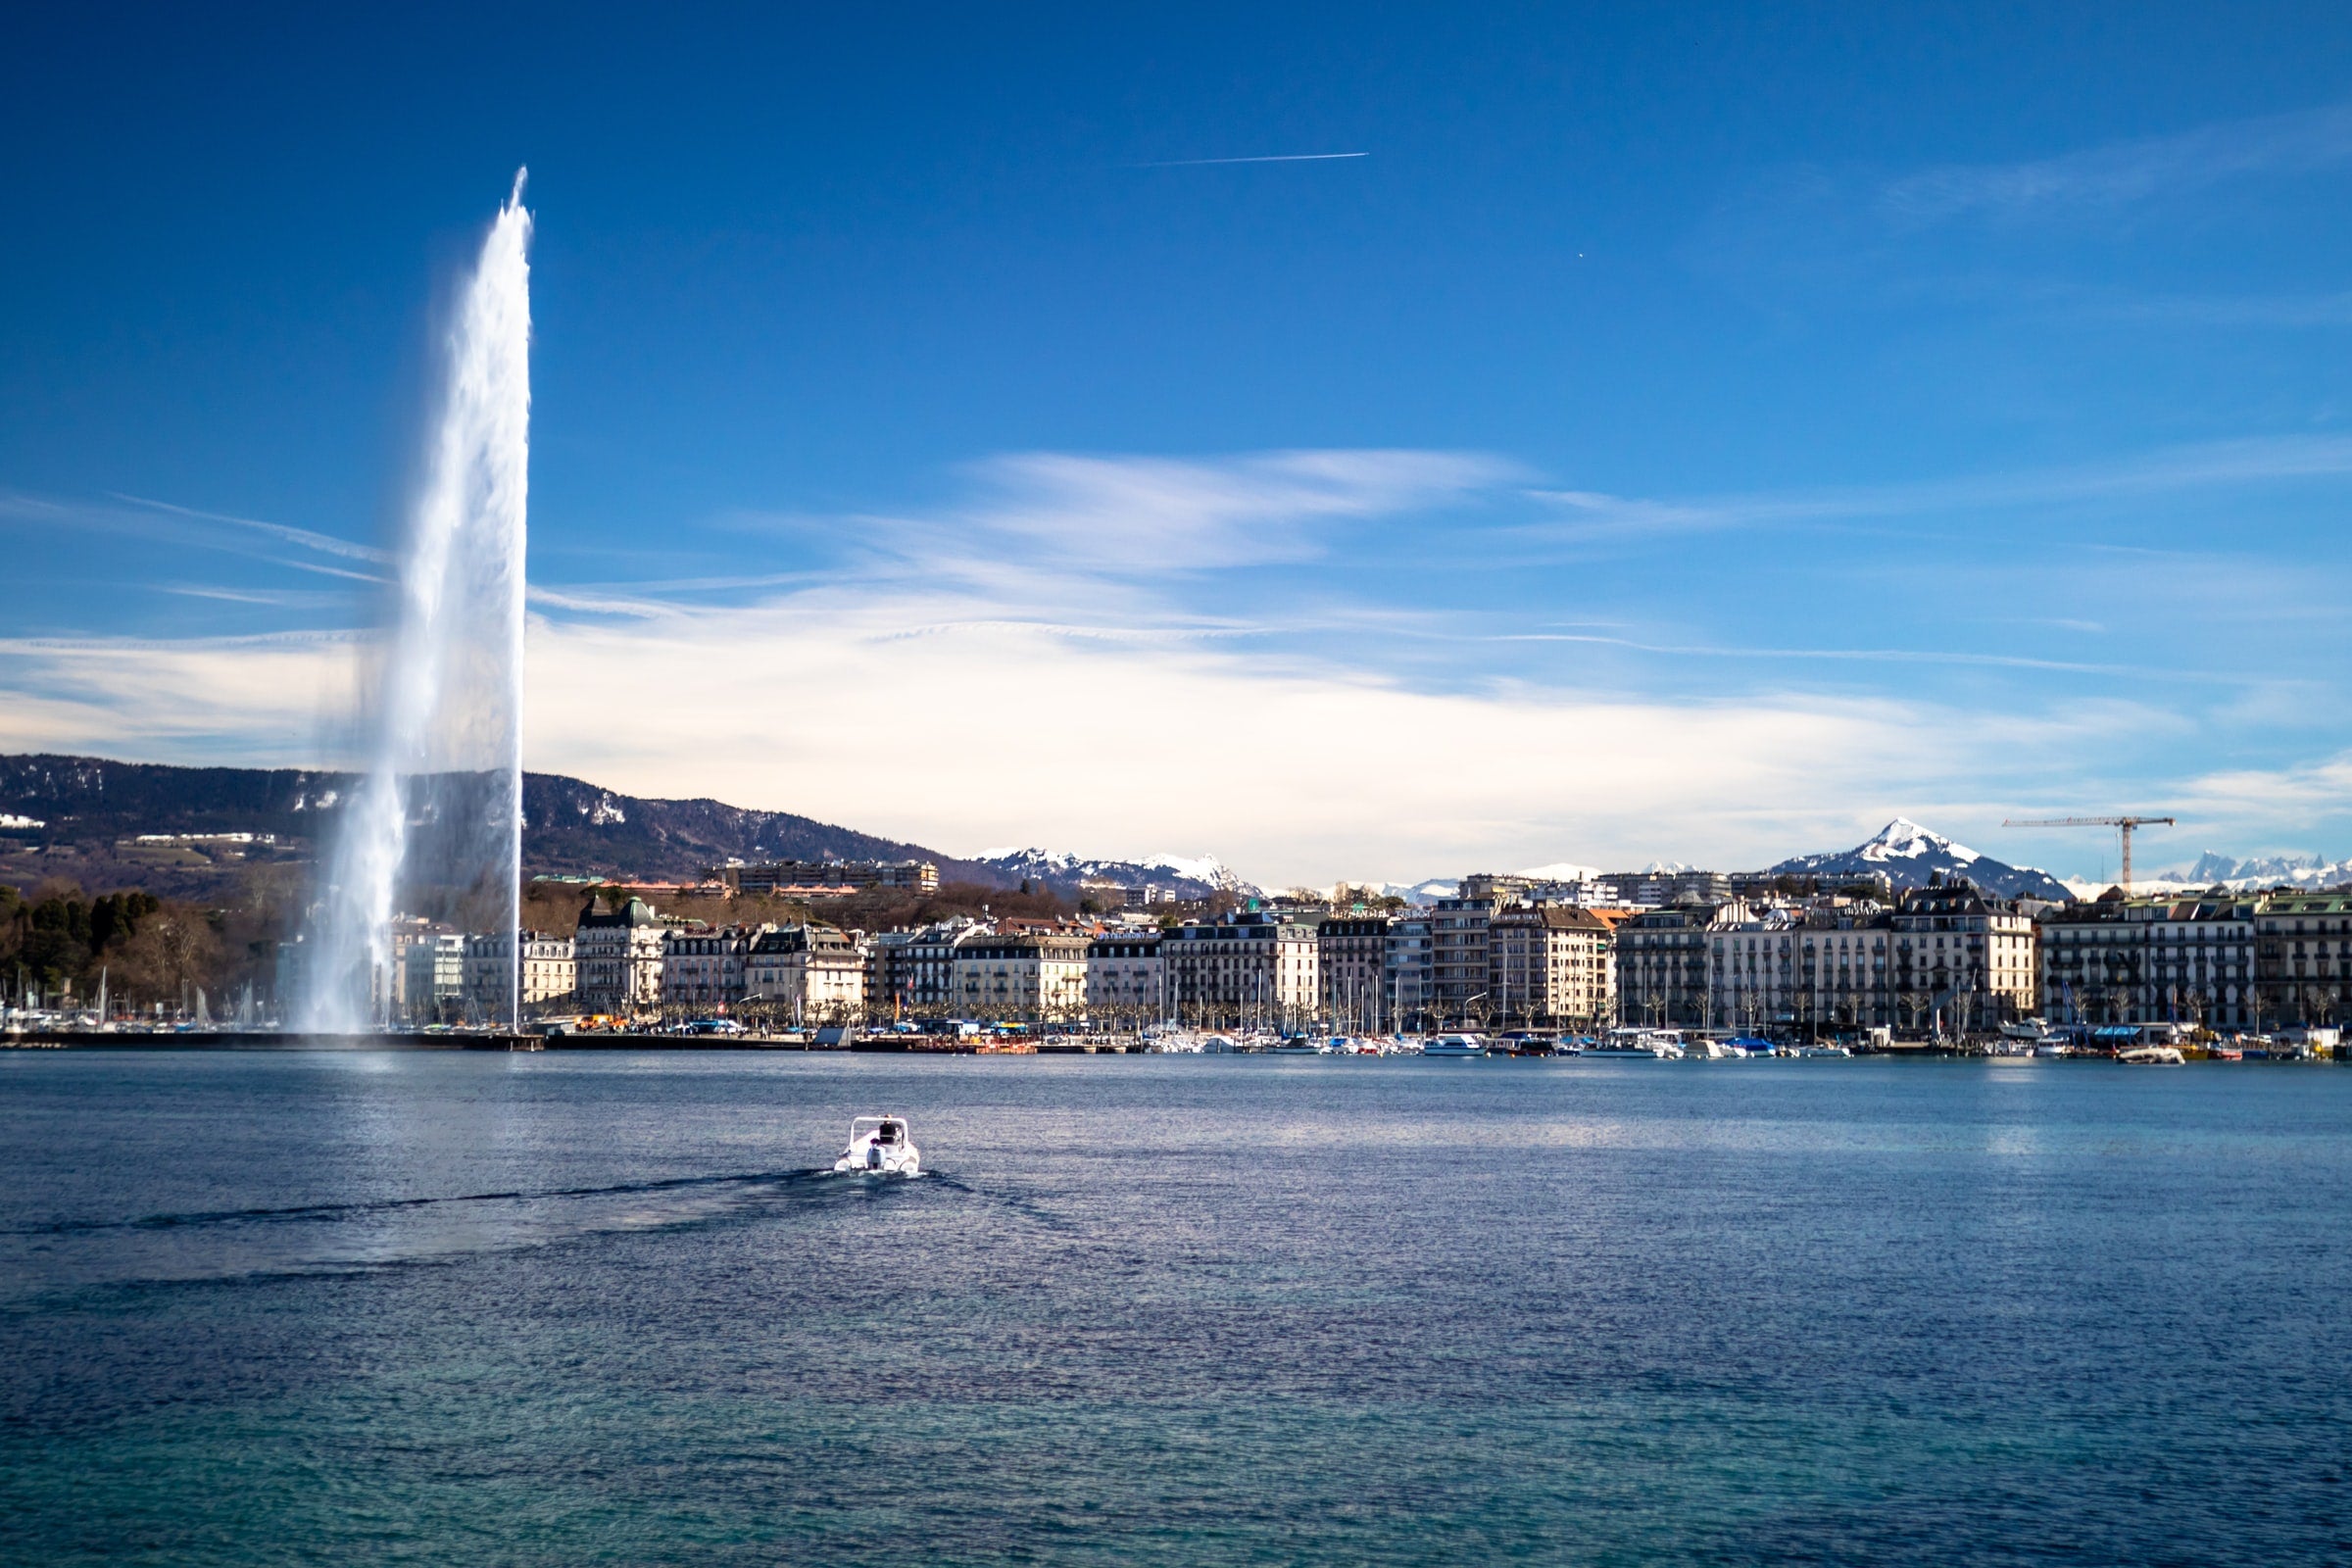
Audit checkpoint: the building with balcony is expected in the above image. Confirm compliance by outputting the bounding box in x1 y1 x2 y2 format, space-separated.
744 923 866 1022
662 925 760 1011
575 898 667 1015
1319 914 1394 1032
1488 904 1613 1029
954 932 1092 1023
1161 910 1319 1031
1086 931 1162 1026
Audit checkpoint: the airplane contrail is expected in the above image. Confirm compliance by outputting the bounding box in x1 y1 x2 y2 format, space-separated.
1136 152 1369 168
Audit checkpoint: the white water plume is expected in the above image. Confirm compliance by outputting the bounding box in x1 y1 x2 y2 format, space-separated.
302 175 532 1033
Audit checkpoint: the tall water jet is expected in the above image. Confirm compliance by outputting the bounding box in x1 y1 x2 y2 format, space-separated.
302 175 532 1033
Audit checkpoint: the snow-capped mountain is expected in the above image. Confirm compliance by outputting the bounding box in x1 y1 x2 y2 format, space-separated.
2144 850 2352 893
976 847 1261 900
1770 818 2070 901
1519 860 1602 883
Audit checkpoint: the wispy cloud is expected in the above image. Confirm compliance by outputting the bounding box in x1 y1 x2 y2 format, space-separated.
947 448 1514 571
0 488 390 584
1524 433 2352 543
1882 100 2352 226
108 493 391 564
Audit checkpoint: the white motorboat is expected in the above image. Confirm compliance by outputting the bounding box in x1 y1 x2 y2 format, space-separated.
1422 1034 1489 1057
2117 1045 2185 1065
1588 1028 1685 1059
833 1115 921 1176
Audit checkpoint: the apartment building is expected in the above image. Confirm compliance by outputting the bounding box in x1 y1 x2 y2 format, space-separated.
1430 897 1496 1022
1086 931 1163 1024
1161 910 1320 1030
1488 904 1613 1029
462 929 576 1017
1318 914 1393 1032
2040 889 2349 1031
575 898 666 1014
401 931 466 1024
954 932 1091 1023
1615 906 1713 1028
662 925 760 1010
2254 893 2352 1027
744 923 866 1021
1386 912 1435 1029
1888 880 2036 1031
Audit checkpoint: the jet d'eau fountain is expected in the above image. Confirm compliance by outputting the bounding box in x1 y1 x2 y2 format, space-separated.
300 175 532 1034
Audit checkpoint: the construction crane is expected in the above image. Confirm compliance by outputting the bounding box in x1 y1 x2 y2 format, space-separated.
2001 815 2176 893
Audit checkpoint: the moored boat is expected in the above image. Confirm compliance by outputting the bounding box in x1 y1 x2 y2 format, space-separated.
1422 1033 1489 1057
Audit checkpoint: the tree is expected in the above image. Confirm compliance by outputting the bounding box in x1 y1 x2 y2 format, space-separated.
116 906 223 1008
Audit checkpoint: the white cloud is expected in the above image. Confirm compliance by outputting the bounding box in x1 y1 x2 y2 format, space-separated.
1882 100 2352 226
951 448 1517 571
1526 433 2352 543
7 448 2347 883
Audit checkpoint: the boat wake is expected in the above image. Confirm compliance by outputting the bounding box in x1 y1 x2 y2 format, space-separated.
0 1167 894 1298
5 1169 830 1239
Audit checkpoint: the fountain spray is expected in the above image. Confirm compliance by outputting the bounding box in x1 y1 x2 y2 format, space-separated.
302 173 531 1034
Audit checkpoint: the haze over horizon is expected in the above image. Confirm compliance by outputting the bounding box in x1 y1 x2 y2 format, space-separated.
6 5 2351 887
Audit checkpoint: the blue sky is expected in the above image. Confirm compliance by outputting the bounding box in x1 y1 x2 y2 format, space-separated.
5 3 2351 885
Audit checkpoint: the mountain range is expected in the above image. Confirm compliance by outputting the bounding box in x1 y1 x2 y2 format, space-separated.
1766 818 2071 901
0 754 1008 897
973 847 1259 901
2146 850 2352 893
14 754 2335 907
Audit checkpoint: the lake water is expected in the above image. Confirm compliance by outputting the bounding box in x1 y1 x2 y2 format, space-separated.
4 1050 2349 1565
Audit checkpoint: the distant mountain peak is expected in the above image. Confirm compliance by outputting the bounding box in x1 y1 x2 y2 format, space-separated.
1855 817 1980 865
1771 817 2062 900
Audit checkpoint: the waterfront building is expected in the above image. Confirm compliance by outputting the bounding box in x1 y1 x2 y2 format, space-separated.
1488 904 1613 1030
1086 930 1163 1027
401 930 466 1024
2041 888 2347 1032
1161 910 1319 1031
575 897 667 1015
1616 906 1714 1028
463 929 576 1017
1888 880 2035 1033
954 932 1091 1024
744 923 866 1022
662 925 759 1011
1386 912 1435 1030
1430 897 1496 1024
2253 892 2352 1028
863 928 920 1019
895 918 991 1017
1319 914 1393 1032
1706 903 1811 1033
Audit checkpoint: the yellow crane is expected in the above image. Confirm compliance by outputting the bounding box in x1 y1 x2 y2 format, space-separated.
2001 814 2176 893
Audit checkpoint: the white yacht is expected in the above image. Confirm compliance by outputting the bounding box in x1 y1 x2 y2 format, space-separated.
833 1115 921 1176
1422 1034 1489 1057
1588 1028 1686 1058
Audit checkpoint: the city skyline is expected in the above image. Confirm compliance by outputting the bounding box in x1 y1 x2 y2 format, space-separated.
6 7 2351 885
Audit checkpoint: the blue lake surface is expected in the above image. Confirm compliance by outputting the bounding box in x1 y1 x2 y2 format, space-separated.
4 1050 2350 1565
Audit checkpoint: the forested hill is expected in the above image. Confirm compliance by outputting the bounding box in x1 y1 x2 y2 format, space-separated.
0 754 1005 890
